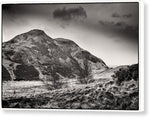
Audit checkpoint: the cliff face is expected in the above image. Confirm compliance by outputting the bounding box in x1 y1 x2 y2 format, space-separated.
2 29 108 82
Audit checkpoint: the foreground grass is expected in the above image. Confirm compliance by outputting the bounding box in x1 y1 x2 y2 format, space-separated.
2 81 49 99
2 79 139 110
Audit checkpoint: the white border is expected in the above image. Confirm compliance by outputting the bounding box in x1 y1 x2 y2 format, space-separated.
0 0 142 4
0 0 144 112
138 0 144 112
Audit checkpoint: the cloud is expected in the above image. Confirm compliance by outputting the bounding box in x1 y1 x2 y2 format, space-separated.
53 6 87 21
123 14 132 18
112 12 132 18
2 4 28 16
112 13 120 18
98 20 138 38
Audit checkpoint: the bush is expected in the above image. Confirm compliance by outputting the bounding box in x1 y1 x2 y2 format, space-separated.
14 65 39 81
112 64 138 85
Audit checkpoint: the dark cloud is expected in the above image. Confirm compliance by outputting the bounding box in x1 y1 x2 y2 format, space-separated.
2 4 25 23
112 13 120 18
2 4 28 16
123 14 132 18
53 6 87 21
112 12 132 18
98 20 138 38
2 4 50 18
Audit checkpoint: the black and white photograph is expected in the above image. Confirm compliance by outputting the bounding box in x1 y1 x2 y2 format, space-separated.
2 2 140 110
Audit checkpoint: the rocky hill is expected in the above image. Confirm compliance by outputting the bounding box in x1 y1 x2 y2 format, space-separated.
2 29 108 86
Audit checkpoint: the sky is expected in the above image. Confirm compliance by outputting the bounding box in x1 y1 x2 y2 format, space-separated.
2 3 139 66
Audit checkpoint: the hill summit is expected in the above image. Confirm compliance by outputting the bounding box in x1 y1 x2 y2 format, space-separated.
2 29 108 87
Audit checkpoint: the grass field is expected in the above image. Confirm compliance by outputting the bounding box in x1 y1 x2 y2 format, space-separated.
2 81 49 99
2 78 139 110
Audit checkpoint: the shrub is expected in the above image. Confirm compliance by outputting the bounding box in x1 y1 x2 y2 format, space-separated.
14 65 39 81
112 64 138 85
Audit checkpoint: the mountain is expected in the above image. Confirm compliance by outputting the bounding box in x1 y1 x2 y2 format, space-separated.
2 29 108 85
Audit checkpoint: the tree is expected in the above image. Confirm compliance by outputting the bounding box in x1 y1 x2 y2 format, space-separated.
78 59 93 84
42 64 62 90
51 66 62 89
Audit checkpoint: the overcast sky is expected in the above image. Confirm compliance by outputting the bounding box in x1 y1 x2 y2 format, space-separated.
2 3 139 66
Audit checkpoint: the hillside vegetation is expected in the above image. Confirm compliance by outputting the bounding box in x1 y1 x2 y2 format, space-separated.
2 64 139 110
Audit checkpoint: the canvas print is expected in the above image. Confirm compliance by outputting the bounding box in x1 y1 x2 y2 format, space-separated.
2 2 139 110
